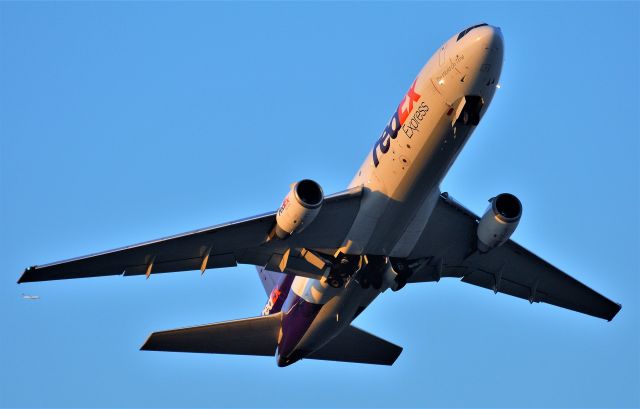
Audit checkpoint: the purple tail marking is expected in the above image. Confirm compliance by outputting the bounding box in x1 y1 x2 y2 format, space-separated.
256 266 286 295
257 266 294 316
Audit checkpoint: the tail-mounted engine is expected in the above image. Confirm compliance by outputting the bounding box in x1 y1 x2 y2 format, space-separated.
477 193 522 252
274 179 324 239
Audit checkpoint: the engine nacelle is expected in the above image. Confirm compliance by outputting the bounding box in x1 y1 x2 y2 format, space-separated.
275 179 324 239
477 193 522 252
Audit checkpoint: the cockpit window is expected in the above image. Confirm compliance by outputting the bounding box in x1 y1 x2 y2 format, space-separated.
456 23 488 41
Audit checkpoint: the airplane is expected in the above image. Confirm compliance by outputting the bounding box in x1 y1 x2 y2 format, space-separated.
21 294 40 301
18 23 621 367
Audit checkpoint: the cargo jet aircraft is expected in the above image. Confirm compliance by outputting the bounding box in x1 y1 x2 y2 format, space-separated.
19 24 621 366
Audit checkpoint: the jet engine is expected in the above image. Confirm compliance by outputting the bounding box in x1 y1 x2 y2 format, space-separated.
275 179 324 239
477 193 522 252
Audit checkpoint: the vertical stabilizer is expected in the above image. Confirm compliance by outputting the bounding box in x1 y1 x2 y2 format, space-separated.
256 266 286 295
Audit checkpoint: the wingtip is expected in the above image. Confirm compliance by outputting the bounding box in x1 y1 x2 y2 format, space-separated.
139 333 156 351
607 303 622 322
389 347 403 366
17 266 35 284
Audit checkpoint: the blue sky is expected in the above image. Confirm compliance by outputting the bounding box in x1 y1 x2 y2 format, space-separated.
1 2 638 408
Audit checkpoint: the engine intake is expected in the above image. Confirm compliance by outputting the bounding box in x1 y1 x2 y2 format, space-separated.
275 179 324 239
477 193 522 252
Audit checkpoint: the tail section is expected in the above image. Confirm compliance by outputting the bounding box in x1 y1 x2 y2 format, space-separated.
308 325 403 365
141 313 282 356
256 266 286 295
257 266 295 316
142 315 402 366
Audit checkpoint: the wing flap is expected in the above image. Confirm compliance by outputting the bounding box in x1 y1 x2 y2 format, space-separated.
307 325 402 365
140 313 282 356
122 253 238 276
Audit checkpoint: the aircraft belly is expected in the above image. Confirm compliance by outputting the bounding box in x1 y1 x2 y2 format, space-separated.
389 188 440 257
346 83 475 255
295 284 380 355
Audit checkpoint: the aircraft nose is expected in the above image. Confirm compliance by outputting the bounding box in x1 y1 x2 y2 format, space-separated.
484 25 502 42
463 24 503 60
439 24 503 101
485 25 504 56
474 25 503 79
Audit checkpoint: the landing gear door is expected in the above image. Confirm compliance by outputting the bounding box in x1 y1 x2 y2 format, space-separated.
450 95 484 126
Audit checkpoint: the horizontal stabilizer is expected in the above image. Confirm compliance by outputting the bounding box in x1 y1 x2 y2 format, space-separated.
307 325 402 365
141 313 282 356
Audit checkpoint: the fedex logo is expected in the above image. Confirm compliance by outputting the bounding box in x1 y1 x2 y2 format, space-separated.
262 287 283 316
278 197 289 216
372 80 422 167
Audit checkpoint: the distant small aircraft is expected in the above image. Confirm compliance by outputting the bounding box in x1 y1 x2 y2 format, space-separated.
21 294 40 301
18 23 620 367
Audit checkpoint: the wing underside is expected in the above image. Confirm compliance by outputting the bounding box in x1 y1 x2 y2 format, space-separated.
18 187 363 283
18 185 620 321
406 194 621 321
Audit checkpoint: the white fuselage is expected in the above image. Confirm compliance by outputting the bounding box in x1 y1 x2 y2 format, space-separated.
285 25 504 360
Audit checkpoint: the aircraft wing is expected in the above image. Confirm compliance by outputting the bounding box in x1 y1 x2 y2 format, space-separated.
18 187 363 283
406 193 621 321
